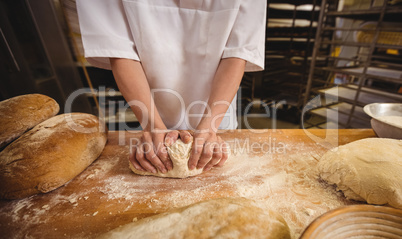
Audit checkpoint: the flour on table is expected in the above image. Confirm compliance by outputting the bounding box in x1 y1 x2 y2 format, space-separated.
1 137 353 239
129 139 203 178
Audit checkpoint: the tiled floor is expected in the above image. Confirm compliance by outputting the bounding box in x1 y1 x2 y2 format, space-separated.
238 101 300 130
239 115 300 129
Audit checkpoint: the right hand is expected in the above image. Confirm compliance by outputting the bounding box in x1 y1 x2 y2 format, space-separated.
129 130 192 174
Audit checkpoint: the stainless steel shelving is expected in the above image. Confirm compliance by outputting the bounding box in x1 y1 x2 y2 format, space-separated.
303 0 402 129
251 0 325 123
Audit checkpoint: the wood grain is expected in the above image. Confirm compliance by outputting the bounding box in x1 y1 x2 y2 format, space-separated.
0 129 376 238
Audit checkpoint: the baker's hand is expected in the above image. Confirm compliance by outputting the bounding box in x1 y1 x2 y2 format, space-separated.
129 130 192 174
188 131 229 171
165 130 193 147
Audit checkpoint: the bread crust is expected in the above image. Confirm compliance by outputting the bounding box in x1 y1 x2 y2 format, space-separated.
0 113 107 200
0 94 59 149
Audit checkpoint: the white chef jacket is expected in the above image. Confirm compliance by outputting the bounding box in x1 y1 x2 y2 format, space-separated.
76 0 266 130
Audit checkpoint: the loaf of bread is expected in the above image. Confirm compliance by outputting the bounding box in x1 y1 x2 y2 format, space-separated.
98 198 291 239
0 113 107 199
0 94 59 149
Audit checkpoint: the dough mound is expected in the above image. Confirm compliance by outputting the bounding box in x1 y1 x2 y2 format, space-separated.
318 138 402 209
97 198 291 239
130 139 203 178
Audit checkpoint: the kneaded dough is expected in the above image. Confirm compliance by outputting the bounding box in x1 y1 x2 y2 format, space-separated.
97 198 291 239
130 139 203 178
318 138 402 209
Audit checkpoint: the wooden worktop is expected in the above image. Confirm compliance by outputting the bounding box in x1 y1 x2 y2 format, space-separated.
0 129 376 238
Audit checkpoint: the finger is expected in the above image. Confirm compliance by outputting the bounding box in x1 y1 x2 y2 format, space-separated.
143 133 168 173
129 143 139 169
153 133 172 171
165 130 179 146
143 139 167 174
130 149 146 172
216 139 229 167
203 142 222 171
128 139 138 167
196 141 215 169
179 131 193 144
136 143 157 173
188 137 205 170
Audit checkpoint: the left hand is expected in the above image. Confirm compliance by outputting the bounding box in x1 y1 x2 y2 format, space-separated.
187 131 229 171
129 130 193 173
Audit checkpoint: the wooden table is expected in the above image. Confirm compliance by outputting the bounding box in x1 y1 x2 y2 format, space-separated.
0 129 376 238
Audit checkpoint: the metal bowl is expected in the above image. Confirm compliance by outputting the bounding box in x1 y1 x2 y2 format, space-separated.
363 103 402 139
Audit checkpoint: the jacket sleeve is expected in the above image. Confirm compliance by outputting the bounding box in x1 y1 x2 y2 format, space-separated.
76 0 139 70
222 0 266 72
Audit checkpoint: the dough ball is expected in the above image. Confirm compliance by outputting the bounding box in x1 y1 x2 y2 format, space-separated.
97 198 291 239
318 138 402 209
130 139 203 178
0 113 107 199
0 94 59 149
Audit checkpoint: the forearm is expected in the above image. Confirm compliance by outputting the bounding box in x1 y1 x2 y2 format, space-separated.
110 58 166 131
197 57 246 132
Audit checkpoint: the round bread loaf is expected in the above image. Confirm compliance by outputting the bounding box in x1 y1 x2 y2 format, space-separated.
0 94 59 149
0 113 107 199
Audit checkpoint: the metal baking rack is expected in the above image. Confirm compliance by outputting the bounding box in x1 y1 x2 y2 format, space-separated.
303 0 402 129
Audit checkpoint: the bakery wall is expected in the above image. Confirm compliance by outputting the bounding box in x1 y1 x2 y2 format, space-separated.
0 0 93 114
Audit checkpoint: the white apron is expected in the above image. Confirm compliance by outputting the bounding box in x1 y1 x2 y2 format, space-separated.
77 0 266 130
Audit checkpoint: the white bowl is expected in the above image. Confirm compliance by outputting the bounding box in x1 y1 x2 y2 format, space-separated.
363 103 402 139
